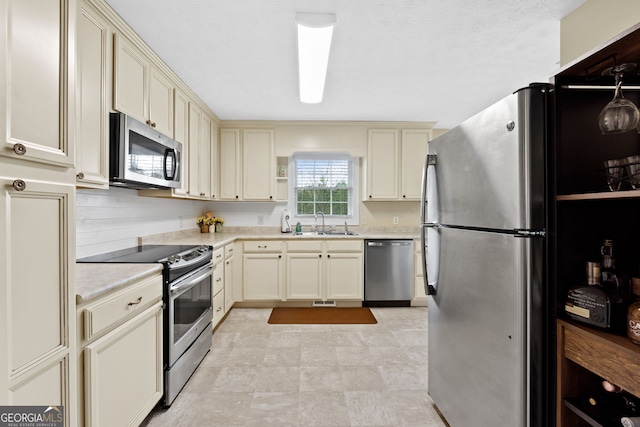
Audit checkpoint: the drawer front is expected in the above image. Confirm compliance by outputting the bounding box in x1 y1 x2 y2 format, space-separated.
213 290 225 327
212 247 224 265
213 264 224 295
287 240 323 252
224 243 235 259
243 240 282 252
84 275 162 340
326 240 363 253
564 326 640 397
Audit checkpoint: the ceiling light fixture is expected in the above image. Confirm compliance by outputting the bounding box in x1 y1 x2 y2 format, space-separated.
296 12 336 104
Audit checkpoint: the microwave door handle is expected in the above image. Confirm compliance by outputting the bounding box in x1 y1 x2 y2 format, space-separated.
164 148 177 180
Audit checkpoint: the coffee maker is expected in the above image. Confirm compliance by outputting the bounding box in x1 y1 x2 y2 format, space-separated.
281 209 291 233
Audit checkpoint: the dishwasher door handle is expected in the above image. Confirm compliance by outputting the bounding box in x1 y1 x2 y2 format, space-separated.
367 241 412 247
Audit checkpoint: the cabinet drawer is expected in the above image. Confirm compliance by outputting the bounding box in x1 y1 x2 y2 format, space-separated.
326 240 363 253
224 243 235 258
212 247 224 265
213 290 225 326
84 275 162 341
243 240 282 252
213 264 224 295
563 324 640 398
287 240 323 252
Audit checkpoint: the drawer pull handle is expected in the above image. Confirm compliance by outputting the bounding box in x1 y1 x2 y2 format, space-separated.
127 297 143 306
12 180 26 191
216 254 222 258
13 143 26 155
258 245 267 249
226 261 230 265
216 278 222 282
216 307 222 312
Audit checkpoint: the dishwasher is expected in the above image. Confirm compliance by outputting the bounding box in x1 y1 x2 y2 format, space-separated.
364 239 414 306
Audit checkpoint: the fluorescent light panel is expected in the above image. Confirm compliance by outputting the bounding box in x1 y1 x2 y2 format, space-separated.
296 13 336 104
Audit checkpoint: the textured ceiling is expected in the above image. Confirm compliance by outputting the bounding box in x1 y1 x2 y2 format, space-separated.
104 0 585 129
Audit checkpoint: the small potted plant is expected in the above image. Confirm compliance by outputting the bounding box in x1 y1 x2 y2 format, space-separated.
213 216 224 232
196 212 215 233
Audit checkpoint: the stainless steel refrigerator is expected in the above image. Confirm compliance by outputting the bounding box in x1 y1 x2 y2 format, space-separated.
420 84 549 427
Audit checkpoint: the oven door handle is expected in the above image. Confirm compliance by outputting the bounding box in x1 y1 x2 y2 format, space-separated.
170 264 212 295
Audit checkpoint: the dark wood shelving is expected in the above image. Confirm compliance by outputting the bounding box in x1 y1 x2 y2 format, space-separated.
557 190 640 201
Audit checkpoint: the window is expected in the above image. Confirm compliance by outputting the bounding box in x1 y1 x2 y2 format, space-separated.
293 155 357 218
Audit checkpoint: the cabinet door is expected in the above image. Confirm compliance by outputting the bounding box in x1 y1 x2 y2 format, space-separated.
401 129 430 200
77 3 110 188
366 130 399 200
219 129 241 200
113 34 148 124
286 253 323 300
172 89 189 196
0 0 74 167
84 303 162 427
243 129 274 200
325 253 363 300
187 103 203 198
149 68 174 137
0 175 76 407
243 254 283 300
200 114 212 199
224 256 234 311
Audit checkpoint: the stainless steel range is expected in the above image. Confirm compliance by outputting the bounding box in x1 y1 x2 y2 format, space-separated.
78 244 213 406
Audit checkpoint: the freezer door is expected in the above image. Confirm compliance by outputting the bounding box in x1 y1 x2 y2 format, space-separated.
428 227 531 427
427 86 547 231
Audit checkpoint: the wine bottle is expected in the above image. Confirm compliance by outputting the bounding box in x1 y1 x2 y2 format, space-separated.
621 416 640 427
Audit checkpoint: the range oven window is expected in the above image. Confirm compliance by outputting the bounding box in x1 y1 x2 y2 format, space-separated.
172 269 212 344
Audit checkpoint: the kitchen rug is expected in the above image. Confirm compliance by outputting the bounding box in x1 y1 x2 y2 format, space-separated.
267 307 377 324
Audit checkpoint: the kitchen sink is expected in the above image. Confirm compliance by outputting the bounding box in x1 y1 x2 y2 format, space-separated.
293 231 358 236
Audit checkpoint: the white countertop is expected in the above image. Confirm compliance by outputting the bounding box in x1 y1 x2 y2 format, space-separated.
76 226 421 304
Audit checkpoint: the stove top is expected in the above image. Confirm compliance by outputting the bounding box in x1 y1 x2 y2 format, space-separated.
77 244 207 264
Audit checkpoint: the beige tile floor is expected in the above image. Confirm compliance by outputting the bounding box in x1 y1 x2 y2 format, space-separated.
141 307 447 427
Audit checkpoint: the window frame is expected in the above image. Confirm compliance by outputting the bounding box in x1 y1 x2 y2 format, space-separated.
288 153 359 225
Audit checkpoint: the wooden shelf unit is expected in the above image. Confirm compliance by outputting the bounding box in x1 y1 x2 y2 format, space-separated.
557 320 640 426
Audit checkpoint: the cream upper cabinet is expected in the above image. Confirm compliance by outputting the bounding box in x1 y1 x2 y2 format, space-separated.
366 129 399 200
171 88 190 196
76 1 110 188
187 103 213 199
219 128 241 200
148 68 174 137
113 34 147 124
113 34 174 137
401 129 430 200
243 129 275 201
0 0 75 168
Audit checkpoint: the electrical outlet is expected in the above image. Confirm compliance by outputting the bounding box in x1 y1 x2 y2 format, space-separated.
257 215 264 225
179 216 183 228
393 216 399 225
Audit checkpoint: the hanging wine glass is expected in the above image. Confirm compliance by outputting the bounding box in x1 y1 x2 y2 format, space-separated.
598 63 639 134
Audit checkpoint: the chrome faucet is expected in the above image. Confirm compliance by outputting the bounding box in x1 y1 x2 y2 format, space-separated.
315 211 325 234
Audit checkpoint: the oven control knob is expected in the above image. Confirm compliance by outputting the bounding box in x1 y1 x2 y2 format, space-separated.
167 255 180 264
197 246 208 253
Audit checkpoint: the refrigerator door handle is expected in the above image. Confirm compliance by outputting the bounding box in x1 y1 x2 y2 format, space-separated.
420 154 437 224
421 223 440 295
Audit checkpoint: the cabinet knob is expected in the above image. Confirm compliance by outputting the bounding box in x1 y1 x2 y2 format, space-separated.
76 172 85 180
235 195 239 199
151 122 156 128
402 195 406 198
11 179 26 191
269 196 273 199
146 120 152 125
13 143 26 155
369 195 372 199
278 255 282 258
327 254 331 258
318 254 322 258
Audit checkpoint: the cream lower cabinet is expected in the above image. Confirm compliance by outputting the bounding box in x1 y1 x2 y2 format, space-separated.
243 241 284 300
0 168 77 423
224 244 235 312
287 240 364 301
212 247 224 329
78 273 163 427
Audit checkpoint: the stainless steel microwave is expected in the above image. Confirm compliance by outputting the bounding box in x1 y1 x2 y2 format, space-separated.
109 112 182 189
